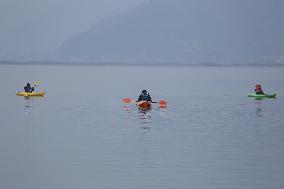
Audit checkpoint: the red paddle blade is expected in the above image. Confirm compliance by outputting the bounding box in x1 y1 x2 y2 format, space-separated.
122 98 133 103
159 100 167 105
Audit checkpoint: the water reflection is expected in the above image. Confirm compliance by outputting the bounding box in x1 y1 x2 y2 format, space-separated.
23 97 36 151
123 105 131 113
24 96 32 101
22 96 43 132
137 107 152 125
24 97 35 114
158 104 167 109
123 103 168 128
255 98 263 117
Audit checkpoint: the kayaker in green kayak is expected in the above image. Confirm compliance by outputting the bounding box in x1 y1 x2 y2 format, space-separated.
255 84 264 95
137 90 152 102
24 83 34 93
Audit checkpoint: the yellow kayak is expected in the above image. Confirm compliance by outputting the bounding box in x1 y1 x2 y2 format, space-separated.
16 92 45 97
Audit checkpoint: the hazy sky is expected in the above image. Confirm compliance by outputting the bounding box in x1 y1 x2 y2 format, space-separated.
59 0 284 63
0 0 147 59
1 0 283 63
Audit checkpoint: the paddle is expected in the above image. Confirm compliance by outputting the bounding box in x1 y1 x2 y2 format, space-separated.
122 98 134 103
122 98 167 105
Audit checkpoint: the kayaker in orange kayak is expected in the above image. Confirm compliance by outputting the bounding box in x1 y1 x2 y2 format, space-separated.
24 83 34 93
255 84 264 95
137 90 152 102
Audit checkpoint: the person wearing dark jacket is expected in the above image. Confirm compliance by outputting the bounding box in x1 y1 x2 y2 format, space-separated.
24 83 34 93
255 84 264 94
138 90 152 102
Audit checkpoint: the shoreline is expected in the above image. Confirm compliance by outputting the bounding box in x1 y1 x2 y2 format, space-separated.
1 61 284 67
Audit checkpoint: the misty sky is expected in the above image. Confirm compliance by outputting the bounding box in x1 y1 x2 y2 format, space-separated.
1 0 283 63
59 0 284 64
0 0 147 59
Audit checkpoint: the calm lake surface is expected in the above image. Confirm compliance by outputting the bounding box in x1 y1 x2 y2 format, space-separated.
0 65 284 189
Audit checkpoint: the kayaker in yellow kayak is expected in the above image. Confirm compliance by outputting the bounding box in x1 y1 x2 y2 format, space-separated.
255 84 264 95
24 83 35 93
137 90 152 102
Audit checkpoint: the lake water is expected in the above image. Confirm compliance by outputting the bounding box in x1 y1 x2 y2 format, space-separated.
0 65 284 189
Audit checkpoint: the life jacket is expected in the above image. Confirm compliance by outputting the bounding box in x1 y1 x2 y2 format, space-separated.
140 93 150 101
24 86 34 93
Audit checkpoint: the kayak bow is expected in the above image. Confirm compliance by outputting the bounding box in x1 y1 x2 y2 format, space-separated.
136 101 152 108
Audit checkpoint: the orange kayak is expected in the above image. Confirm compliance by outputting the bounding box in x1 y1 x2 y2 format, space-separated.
136 101 151 108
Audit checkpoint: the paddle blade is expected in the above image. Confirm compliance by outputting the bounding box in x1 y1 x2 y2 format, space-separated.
159 100 167 105
34 81 40 86
122 98 133 103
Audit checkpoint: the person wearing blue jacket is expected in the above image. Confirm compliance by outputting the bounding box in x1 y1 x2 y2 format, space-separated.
137 90 152 102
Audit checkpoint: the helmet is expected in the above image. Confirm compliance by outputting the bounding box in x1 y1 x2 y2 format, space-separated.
27 83 30 86
142 90 147 95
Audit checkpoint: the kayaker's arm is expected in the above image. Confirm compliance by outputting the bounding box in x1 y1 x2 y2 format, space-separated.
27 87 34 93
137 95 142 102
148 95 152 102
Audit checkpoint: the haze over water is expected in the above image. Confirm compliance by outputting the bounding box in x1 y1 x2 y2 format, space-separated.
0 65 284 189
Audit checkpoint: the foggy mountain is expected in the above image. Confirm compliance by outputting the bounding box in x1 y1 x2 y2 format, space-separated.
59 0 284 64
0 0 146 61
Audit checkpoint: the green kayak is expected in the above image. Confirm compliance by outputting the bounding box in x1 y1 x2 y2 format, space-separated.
248 93 277 98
